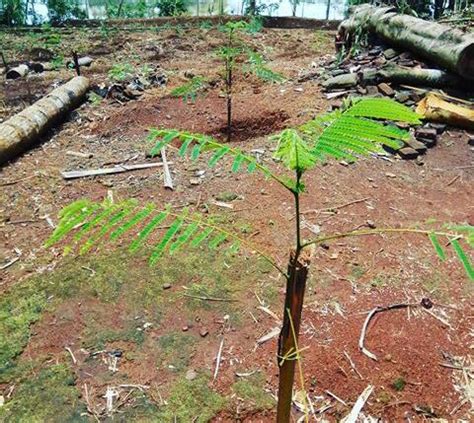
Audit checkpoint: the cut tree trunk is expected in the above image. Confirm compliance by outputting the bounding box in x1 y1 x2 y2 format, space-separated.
0 76 89 165
339 5 474 80
416 93 474 129
6 64 29 79
277 249 311 423
66 56 94 69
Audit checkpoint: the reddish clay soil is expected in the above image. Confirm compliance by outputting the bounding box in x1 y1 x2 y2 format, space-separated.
0 25 473 422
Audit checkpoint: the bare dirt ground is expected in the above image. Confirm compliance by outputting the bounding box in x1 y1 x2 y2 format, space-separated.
0 23 473 422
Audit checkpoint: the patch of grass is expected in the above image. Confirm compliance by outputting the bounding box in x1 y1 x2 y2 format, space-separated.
157 332 196 371
350 264 366 280
0 364 87 422
0 284 48 377
420 272 450 301
108 62 134 81
392 377 406 392
157 373 226 421
377 390 392 405
82 323 146 351
312 30 332 51
232 373 275 411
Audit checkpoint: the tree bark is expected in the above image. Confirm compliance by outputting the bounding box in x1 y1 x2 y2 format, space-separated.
249 0 256 15
325 0 331 20
339 5 474 80
276 249 311 423
0 76 89 165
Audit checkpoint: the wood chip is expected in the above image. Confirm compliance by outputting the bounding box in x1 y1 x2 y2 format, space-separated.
61 162 169 179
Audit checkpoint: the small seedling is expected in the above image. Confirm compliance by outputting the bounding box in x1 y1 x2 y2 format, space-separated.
50 55 64 70
108 63 134 82
392 377 407 391
172 21 284 141
88 92 103 106
46 97 473 423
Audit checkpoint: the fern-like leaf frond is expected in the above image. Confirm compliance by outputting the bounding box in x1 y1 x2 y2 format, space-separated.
170 76 208 103
345 98 422 124
271 129 317 173
148 128 291 189
46 199 283 274
273 98 422 169
244 51 285 83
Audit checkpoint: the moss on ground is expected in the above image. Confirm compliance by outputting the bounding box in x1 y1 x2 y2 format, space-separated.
0 242 272 420
157 332 196 372
156 374 226 421
232 373 275 411
0 364 87 422
0 284 48 378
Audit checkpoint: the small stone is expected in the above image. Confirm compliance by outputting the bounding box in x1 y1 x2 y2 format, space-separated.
385 172 397 178
429 123 447 134
366 220 376 229
409 92 421 102
366 85 379 96
377 82 395 97
398 147 419 160
182 326 189 332
421 297 433 309
406 138 428 154
396 122 410 130
415 156 425 166
383 48 398 59
417 137 436 148
162 283 172 290
189 178 201 186
415 128 437 141
330 253 338 260
330 68 346 77
384 353 393 362
368 47 382 56
185 369 198 381
394 92 410 103
216 192 239 202
199 328 209 337
321 73 358 89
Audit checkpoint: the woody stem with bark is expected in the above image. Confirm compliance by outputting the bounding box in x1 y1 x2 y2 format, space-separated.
226 59 232 142
277 170 310 422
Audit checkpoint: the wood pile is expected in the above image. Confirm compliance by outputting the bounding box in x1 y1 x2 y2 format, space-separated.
312 6 474 162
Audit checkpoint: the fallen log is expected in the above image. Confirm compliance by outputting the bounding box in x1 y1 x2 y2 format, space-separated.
0 76 89 165
416 93 474 129
6 64 29 79
339 5 474 80
361 65 465 88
